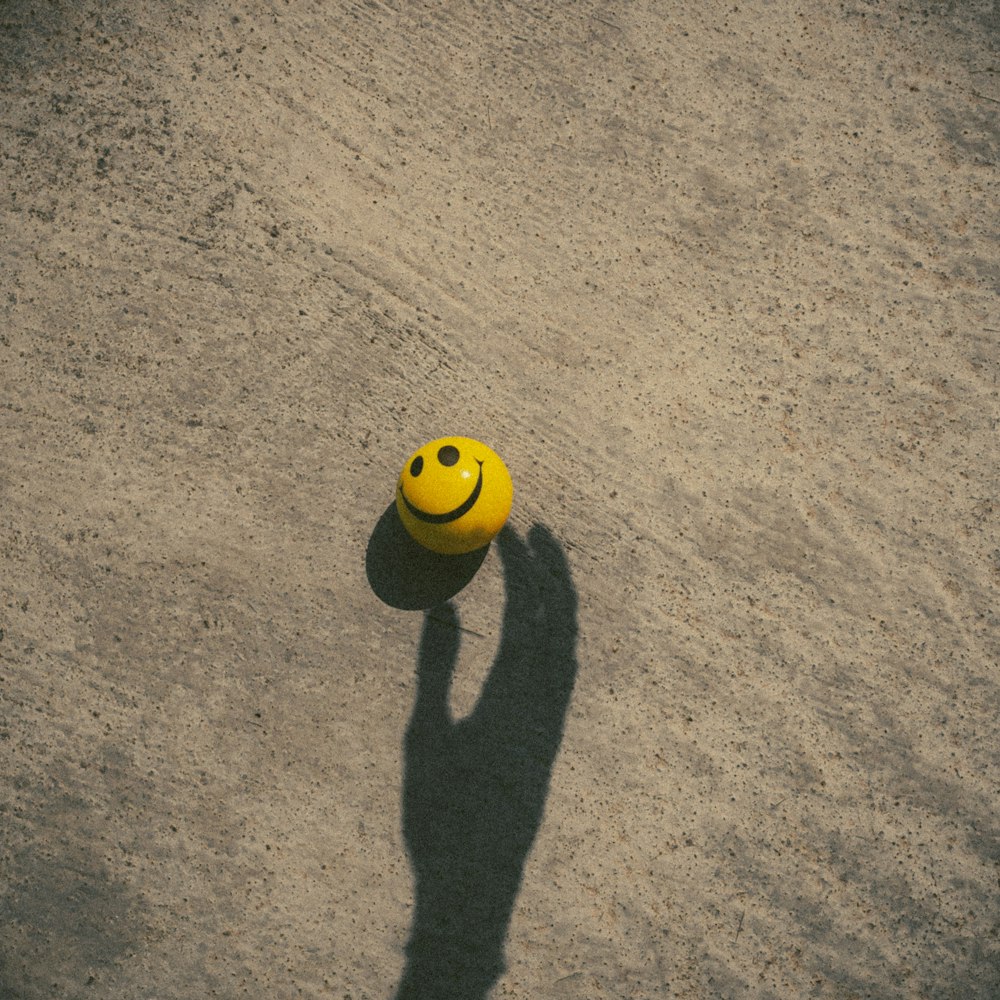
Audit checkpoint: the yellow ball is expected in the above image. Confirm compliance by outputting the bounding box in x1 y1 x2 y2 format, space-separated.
396 436 513 555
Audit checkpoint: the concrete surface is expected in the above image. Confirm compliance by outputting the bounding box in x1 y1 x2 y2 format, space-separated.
2 1 998 997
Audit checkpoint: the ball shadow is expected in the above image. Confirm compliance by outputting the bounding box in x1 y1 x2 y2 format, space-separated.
365 503 490 610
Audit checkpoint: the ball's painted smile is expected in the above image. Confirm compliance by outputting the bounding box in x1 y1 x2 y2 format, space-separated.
398 459 484 524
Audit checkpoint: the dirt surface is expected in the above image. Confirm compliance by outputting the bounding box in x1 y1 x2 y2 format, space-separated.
2 1 998 997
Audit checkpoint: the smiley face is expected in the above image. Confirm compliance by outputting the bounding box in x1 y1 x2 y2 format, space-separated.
396 436 513 554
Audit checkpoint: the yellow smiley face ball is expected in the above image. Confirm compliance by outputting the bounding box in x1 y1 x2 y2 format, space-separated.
396 436 514 555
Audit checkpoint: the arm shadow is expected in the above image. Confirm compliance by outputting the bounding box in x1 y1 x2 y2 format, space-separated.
394 523 579 999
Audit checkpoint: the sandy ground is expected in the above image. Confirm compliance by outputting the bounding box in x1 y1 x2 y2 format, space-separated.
2 1 998 997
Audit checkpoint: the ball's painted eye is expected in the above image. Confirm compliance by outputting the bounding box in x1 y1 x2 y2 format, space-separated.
437 445 460 466
410 455 424 476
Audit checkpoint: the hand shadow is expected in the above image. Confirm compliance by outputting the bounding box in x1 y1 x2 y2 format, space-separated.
394 524 579 1000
